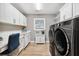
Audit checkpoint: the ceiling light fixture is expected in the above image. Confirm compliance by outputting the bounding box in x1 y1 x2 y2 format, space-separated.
35 3 42 11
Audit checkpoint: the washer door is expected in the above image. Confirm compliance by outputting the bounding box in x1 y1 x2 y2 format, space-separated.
55 28 70 56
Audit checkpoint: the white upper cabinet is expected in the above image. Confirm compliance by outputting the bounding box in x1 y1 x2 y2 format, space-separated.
0 4 13 23
12 7 20 25
64 4 73 19
4 4 13 24
19 13 27 26
23 16 27 26
25 17 27 26
60 3 73 22
60 7 65 22
19 13 24 26
0 3 27 27
73 3 79 17
22 15 26 26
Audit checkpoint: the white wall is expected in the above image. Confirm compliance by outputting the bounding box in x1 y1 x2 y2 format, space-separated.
26 14 57 42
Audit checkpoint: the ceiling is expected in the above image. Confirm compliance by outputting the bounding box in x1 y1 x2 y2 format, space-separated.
11 3 64 15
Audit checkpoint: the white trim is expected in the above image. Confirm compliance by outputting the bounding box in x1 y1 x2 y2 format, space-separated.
30 41 35 43
46 41 49 43
30 41 49 43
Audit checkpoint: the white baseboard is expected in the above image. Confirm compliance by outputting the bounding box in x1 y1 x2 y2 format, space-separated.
30 41 35 43
30 41 49 43
46 41 49 43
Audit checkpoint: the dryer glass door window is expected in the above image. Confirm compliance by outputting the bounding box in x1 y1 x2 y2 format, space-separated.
49 29 54 43
55 28 70 56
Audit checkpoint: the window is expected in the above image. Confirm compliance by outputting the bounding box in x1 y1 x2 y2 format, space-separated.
34 18 45 30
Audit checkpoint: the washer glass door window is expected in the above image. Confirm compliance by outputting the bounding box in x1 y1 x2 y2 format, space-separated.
55 28 70 56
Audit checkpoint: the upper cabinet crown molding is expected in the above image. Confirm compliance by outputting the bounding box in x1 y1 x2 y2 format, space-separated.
0 3 27 27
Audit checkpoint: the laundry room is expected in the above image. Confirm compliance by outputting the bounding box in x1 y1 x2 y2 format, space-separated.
0 0 79 57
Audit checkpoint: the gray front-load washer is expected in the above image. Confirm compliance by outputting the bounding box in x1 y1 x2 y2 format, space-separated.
54 17 79 56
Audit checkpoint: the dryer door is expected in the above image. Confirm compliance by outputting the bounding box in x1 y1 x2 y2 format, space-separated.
55 28 70 56
49 27 55 56
49 29 54 43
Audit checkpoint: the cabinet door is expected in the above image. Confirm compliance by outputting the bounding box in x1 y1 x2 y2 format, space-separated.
60 10 65 22
19 37 25 51
73 3 79 17
60 3 73 22
12 7 20 25
65 3 73 20
0 4 6 23
25 18 27 26
41 35 45 43
73 3 76 17
0 4 13 23
19 13 24 26
22 16 25 26
35 35 45 43
5 4 14 24
25 35 28 47
19 38 23 51
60 7 65 22
14 10 19 25
36 36 40 43
23 16 27 26
22 15 27 26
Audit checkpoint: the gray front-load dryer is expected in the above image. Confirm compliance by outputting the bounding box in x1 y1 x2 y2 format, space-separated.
49 25 55 56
